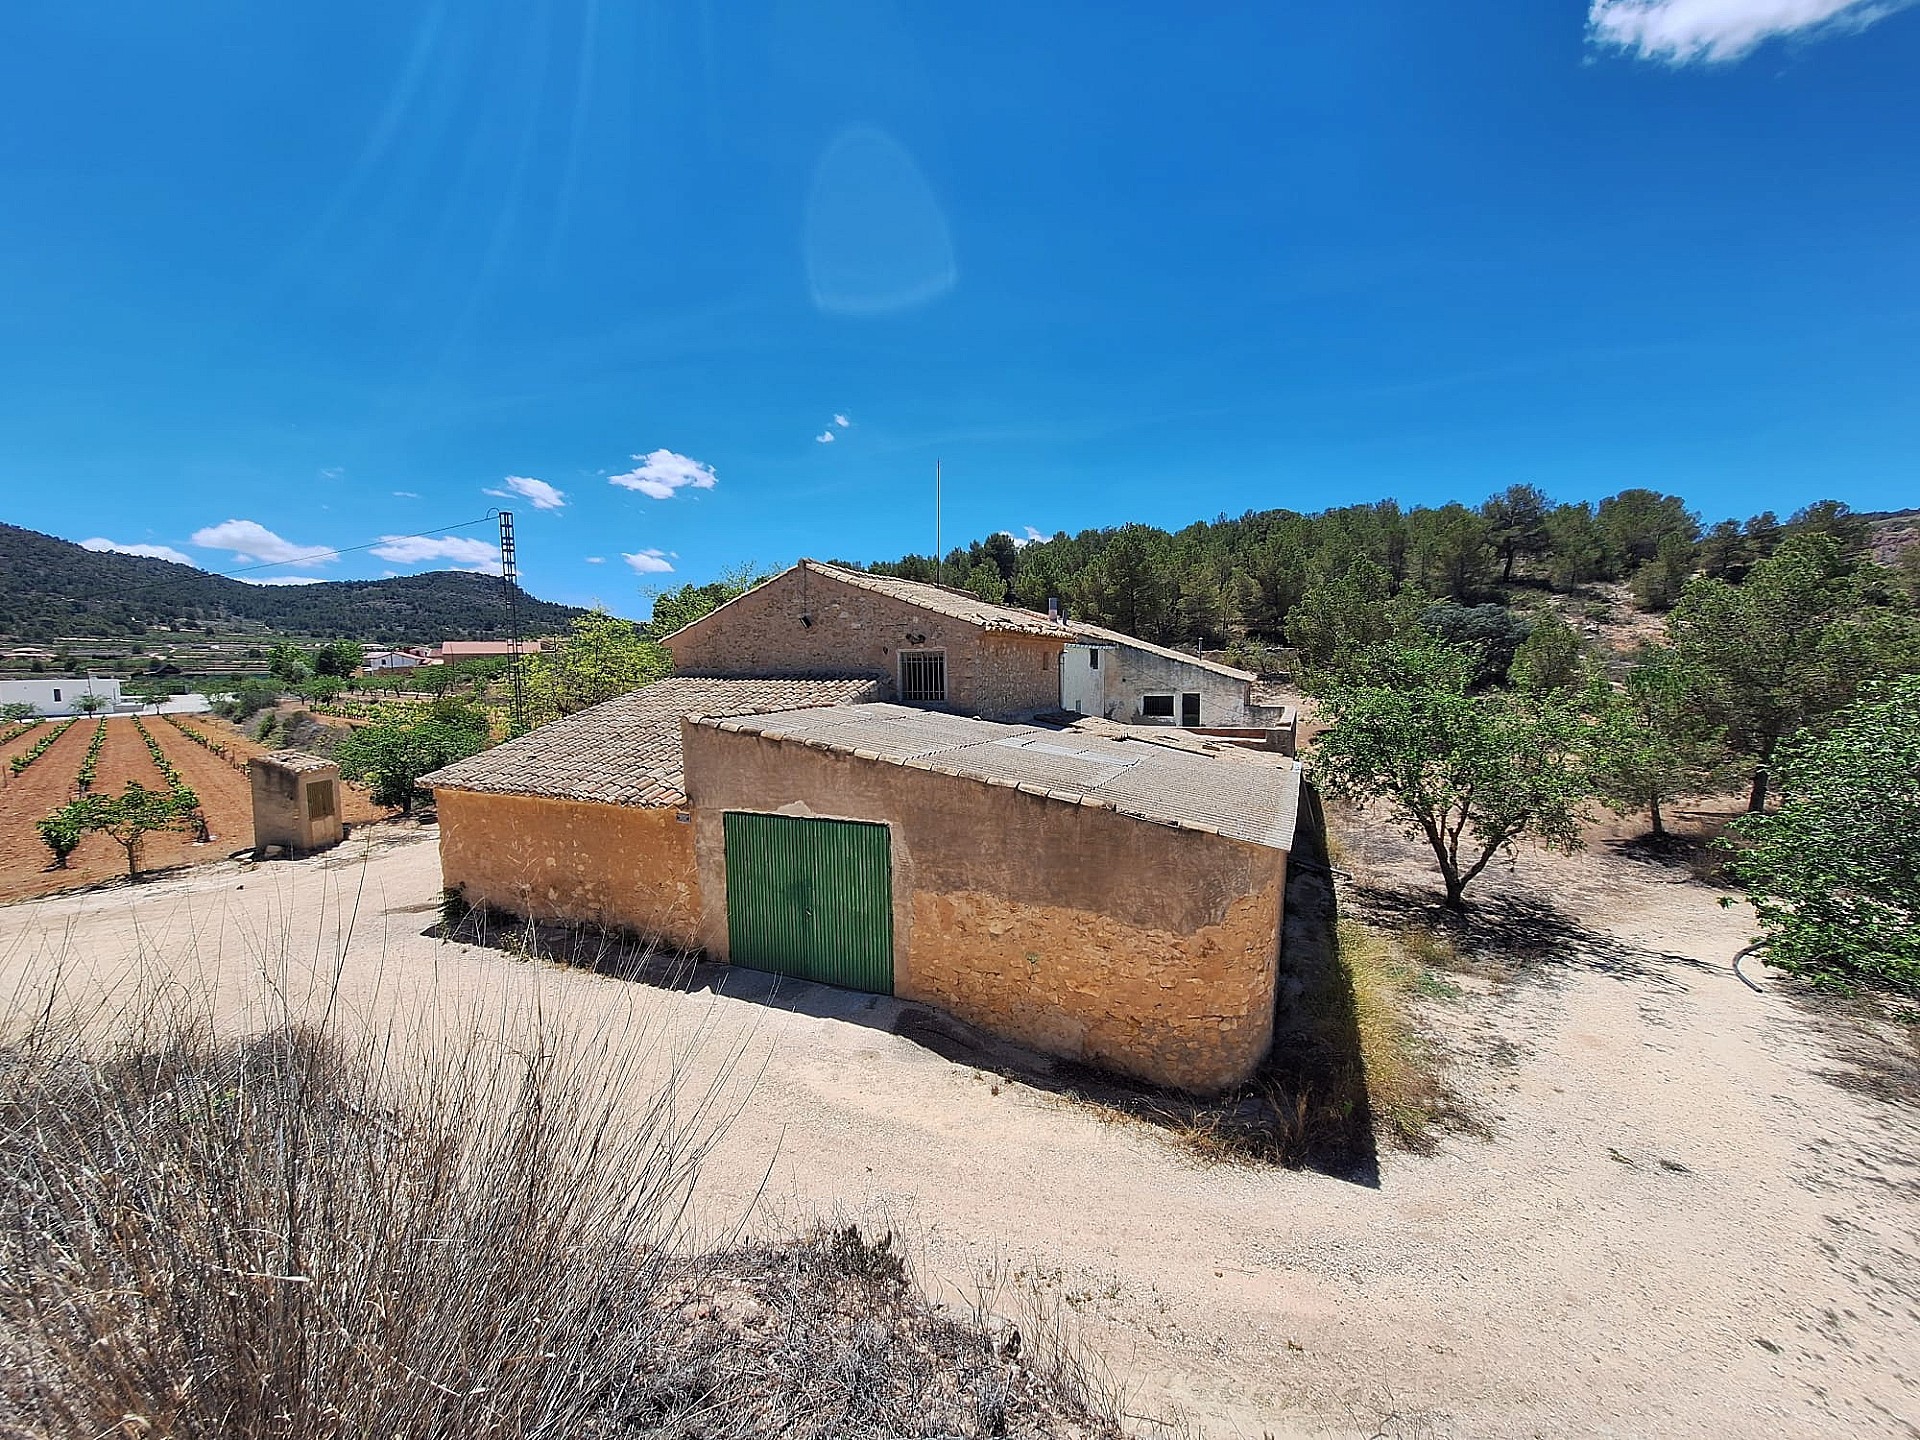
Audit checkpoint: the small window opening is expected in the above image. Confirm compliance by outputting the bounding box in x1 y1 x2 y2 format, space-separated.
52 688 62 702
899 650 947 704
306 780 337 822
1089 650 1099 669
1141 694 1175 719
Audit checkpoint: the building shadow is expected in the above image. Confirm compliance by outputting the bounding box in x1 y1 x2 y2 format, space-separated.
426 799 1376 1185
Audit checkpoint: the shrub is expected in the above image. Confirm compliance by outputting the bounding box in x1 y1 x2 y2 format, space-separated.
335 700 490 814
0 995 1116 1438
33 802 89 869
1724 676 1920 995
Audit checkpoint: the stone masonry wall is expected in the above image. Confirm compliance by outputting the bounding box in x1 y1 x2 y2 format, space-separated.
436 789 703 950
664 568 1063 719
683 722 1285 1093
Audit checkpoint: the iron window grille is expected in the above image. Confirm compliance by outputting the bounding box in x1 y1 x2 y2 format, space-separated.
899 649 948 704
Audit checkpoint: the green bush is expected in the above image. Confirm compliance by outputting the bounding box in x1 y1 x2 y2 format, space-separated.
1724 676 1920 995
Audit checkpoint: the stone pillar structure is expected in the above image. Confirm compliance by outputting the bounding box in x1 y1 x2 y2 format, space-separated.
250 751 345 857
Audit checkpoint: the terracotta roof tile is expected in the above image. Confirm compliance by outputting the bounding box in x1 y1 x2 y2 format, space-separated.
421 676 881 807
796 561 1068 636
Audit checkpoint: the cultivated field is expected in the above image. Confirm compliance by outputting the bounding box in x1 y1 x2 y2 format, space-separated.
0 813 1911 1437
0 717 391 904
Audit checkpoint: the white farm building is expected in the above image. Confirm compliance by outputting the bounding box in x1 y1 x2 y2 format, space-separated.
0 677 124 717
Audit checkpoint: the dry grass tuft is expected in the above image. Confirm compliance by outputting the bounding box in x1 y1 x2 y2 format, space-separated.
0 979 1116 1439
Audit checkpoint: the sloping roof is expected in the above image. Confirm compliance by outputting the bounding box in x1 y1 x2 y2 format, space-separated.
660 560 1070 644
1066 622 1256 683
438 639 546 657
797 561 1067 636
421 676 881 807
694 703 1301 852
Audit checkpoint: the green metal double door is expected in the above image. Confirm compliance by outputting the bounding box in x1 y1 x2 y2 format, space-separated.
722 812 894 994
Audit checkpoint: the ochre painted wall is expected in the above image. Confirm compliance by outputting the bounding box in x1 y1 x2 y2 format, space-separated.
435 789 702 950
682 722 1284 1093
663 568 1063 719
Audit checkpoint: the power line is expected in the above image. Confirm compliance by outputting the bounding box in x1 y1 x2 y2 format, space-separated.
212 515 500 578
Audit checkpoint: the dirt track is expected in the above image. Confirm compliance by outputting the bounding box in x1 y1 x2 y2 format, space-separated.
0 815 1912 1438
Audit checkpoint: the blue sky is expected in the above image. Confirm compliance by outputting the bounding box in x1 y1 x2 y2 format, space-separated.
2 1 1916 616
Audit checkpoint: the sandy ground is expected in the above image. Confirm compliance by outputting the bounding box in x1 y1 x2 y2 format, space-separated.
0 819 1913 1439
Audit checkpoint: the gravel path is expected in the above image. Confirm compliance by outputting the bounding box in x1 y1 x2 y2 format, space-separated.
0 821 1912 1438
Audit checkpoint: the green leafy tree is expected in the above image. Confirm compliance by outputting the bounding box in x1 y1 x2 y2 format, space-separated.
1420 603 1532 687
266 642 311 685
74 692 108 715
35 801 90 869
1588 646 1726 836
1697 519 1750 581
1669 534 1918 811
1596 489 1698 574
1406 503 1497 602
960 562 1008 603
1543 503 1609 590
1899 543 1920 606
1509 612 1585 696
2 702 36 723
1310 635 1591 907
335 700 491 814
526 610 670 721
1724 676 1920 994
82 780 197 879
643 565 774 639
1071 526 1179 641
1629 531 1696 613
299 675 348 706
309 639 365 678
1786 499 1871 558
1287 560 1407 673
1480 484 1553 583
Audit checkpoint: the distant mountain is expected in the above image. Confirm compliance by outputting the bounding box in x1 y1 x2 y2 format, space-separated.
0 523 584 644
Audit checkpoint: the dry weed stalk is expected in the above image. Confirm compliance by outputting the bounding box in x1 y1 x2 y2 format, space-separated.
0 936 1117 1438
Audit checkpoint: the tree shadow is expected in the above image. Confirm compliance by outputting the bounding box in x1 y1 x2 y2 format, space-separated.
1346 881 1720 990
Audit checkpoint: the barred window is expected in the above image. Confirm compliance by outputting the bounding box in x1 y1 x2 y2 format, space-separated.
899 649 947 704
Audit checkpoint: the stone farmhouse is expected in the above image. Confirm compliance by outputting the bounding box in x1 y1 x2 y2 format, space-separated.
664 560 1294 738
423 563 1307 1093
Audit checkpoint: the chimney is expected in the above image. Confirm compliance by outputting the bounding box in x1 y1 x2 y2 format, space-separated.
1047 597 1060 623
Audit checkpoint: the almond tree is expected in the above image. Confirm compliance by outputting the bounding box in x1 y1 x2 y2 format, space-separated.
1311 634 1591 907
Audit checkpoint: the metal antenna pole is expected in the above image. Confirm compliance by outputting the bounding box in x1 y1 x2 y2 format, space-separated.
935 459 942 586
499 511 526 734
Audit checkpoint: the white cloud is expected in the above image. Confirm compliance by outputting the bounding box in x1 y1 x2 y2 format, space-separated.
608 449 719 499
190 519 336 567
372 534 502 574
1000 526 1048 549
815 430 837 444
1587 0 1914 62
394 490 420 498
241 575 328 587
486 475 567 510
622 549 676 575
584 555 605 564
320 466 344 480
81 537 195 566
834 413 851 428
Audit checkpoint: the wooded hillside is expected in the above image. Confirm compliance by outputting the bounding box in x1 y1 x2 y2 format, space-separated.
0 524 583 644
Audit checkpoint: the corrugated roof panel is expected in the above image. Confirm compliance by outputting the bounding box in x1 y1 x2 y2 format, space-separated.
706 703 1301 852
